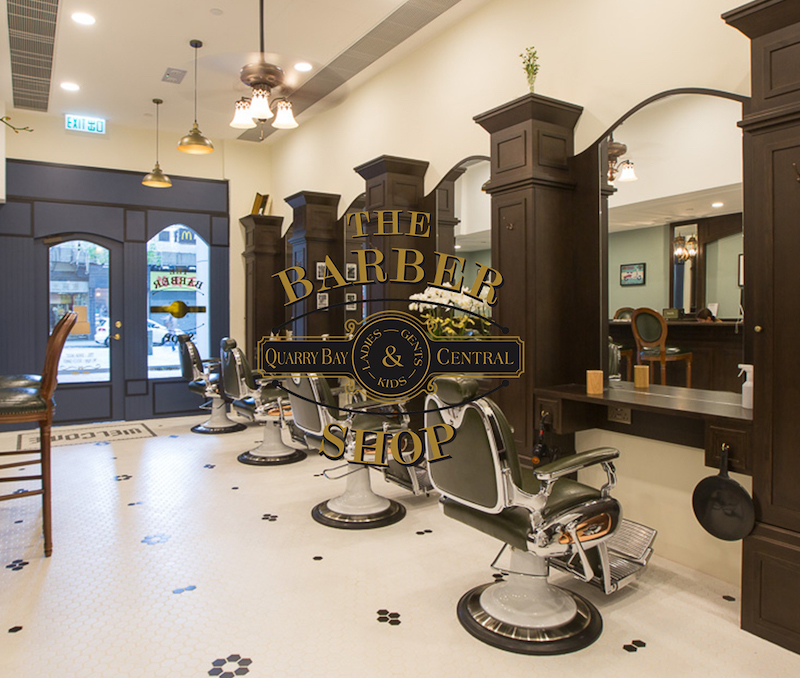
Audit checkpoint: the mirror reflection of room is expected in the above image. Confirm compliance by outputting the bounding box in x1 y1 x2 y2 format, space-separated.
606 94 744 392
452 160 491 287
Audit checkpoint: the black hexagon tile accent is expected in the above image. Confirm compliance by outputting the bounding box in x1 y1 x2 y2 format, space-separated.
376 609 401 625
114 474 132 481
14 520 23 524
8 626 22 633
623 644 637 653
312 556 323 561
723 595 736 602
632 639 646 647
5 559 29 572
204 464 215 469
208 656 251 677
141 534 170 545
262 513 278 521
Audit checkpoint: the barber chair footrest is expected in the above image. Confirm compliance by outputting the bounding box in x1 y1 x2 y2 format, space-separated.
237 449 307 466
457 582 602 655
311 499 405 530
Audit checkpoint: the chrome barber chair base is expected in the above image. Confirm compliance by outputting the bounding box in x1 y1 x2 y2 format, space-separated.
457 582 602 655
311 499 405 530
192 398 247 435
238 449 307 466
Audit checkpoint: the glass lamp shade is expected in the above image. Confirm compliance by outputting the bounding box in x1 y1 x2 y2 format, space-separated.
272 100 298 129
142 162 172 188
617 160 638 182
177 122 214 154
230 99 257 129
686 235 699 258
673 236 688 261
248 88 273 120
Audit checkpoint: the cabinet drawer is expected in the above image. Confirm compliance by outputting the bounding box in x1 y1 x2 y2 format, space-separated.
705 422 752 476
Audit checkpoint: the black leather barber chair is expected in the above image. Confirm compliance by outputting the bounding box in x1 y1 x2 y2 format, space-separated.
283 375 426 529
178 335 246 434
424 377 648 655
219 338 307 465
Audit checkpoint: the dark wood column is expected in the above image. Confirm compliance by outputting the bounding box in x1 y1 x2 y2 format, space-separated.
475 93 603 454
284 191 341 337
724 0 800 655
240 213 285 357
353 156 433 315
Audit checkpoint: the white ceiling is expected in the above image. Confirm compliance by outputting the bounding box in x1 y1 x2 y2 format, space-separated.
0 0 481 140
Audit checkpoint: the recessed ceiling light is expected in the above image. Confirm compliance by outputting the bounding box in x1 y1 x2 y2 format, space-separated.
60 82 80 92
712 201 724 208
210 8 223 16
294 62 313 72
454 245 462 250
71 12 95 25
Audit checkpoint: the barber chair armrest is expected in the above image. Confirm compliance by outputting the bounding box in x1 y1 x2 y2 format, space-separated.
201 358 220 365
533 447 619 483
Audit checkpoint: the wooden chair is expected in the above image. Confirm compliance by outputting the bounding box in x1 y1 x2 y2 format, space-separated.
0 311 77 556
612 308 635 380
631 307 692 387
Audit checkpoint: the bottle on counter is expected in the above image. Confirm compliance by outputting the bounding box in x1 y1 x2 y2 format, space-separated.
738 363 754 409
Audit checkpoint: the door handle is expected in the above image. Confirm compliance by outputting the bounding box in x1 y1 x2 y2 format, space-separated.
113 333 121 341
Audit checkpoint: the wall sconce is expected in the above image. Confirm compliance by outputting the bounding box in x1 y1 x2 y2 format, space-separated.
608 136 638 183
674 234 698 261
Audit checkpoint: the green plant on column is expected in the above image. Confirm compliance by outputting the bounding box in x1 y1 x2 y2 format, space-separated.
520 46 539 93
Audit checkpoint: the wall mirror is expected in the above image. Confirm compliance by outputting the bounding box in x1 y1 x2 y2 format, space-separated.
603 90 747 392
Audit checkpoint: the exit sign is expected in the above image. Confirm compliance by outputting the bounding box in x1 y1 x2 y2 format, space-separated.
65 115 106 134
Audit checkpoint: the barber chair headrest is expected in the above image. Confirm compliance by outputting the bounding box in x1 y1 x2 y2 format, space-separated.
221 337 237 352
177 334 191 344
434 377 479 405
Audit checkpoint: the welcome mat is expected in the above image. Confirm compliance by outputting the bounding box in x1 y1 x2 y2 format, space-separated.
16 422 157 451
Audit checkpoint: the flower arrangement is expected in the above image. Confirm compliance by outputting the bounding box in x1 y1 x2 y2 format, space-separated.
520 46 539 93
409 284 492 337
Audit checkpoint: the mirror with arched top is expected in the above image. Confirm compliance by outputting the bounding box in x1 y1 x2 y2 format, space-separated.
603 89 747 393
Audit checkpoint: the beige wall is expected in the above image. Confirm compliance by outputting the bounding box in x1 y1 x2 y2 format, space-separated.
4 109 271 344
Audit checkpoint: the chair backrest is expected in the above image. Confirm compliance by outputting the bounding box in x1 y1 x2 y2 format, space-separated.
614 307 634 320
220 338 258 400
631 307 667 355
41 311 78 400
424 377 525 513
178 335 203 381
283 375 339 437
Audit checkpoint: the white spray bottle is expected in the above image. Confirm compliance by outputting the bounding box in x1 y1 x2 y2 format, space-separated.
738 364 754 409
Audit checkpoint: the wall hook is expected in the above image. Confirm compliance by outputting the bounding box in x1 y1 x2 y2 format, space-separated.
1 116 33 134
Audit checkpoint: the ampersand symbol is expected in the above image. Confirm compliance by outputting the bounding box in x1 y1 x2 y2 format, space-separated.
382 345 403 368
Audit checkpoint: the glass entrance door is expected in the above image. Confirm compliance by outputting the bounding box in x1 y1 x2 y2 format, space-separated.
45 236 125 422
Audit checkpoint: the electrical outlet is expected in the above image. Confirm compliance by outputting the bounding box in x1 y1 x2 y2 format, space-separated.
608 406 632 424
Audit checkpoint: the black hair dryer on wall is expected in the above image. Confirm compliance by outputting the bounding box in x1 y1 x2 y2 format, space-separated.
531 411 559 468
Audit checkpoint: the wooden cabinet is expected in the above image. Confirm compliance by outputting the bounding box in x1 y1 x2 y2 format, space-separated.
725 0 800 654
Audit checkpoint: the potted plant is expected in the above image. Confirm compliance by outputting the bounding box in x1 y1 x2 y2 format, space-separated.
520 47 540 93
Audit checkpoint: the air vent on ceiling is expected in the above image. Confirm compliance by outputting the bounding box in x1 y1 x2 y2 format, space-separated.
162 68 187 84
7 0 60 112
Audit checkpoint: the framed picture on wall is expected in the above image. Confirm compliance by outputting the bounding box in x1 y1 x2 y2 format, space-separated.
738 253 745 288
620 263 646 286
345 293 357 311
345 263 358 281
317 292 329 309
315 261 327 280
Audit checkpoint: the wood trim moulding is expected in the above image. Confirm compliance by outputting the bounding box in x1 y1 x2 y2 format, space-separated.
474 92 583 133
723 0 800 40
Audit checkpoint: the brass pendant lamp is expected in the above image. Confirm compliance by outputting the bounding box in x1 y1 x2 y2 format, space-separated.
178 39 214 154
142 99 172 188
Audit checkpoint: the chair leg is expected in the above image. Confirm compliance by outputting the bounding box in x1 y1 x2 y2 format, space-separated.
660 360 667 386
686 357 692 388
41 421 52 557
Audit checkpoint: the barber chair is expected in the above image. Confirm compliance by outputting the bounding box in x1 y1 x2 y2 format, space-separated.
424 377 655 655
219 338 307 465
283 375 426 529
178 335 246 434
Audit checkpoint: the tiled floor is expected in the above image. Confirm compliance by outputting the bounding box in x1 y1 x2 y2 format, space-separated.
2 414 799 678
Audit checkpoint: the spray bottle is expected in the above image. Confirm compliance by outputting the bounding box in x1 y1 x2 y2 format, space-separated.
738 364 754 409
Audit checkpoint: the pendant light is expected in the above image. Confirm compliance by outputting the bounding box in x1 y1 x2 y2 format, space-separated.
142 99 172 188
178 39 214 154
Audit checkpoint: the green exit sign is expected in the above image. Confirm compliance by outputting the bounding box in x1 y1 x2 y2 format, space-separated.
65 115 106 134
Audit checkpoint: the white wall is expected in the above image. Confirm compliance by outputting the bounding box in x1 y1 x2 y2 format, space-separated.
264 0 749 226
706 232 744 319
4 110 271 344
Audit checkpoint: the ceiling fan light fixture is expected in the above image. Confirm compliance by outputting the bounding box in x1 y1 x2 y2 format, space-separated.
249 87 273 120
230 98 257 128
272 100 298 129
